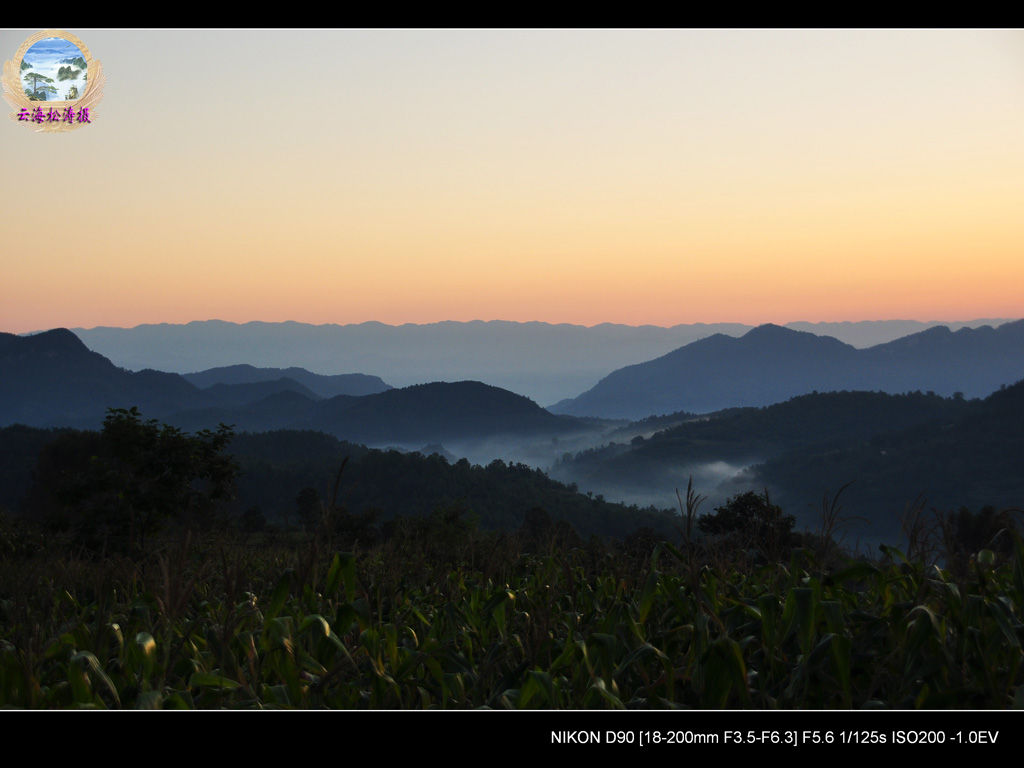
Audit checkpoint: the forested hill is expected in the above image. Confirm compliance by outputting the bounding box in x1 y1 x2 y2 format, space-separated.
168 381 586 443
553 389 975 501
0 424 678 542
226 429 677 538
553 383 1024 545
752 378 1024 542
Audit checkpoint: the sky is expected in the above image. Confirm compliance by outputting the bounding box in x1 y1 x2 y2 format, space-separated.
2 28 1023 335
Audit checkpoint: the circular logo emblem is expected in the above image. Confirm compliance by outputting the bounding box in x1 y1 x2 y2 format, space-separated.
2 29 106 132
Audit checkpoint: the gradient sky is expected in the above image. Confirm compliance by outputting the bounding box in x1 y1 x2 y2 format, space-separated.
2 28 1023 334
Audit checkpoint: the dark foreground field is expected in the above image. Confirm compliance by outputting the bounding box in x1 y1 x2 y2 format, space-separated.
2 498 1022 709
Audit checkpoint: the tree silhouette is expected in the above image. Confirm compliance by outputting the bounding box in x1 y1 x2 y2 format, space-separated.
698 490 795 562
33 408 238 553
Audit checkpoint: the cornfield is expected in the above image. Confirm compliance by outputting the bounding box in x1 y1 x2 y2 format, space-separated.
2 529 1022 709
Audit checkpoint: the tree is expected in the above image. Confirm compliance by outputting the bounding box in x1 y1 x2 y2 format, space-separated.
23 72 57 100
34 408 239 553
698 490 795 563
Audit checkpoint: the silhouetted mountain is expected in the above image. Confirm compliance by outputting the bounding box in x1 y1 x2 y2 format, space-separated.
550 325 858 418
71 319 756 405
859 322 1024 394
551 320 1024 419
1 328 592 447
70 318 1015 406
183 364 391 398
0 331 382 430
169 381 583 444
312 381 576 444
785 318 1013 348
0 329 208 428
168 390 324 433
200 378 321 406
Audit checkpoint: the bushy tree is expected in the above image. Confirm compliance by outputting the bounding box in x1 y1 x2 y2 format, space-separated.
33 408 238 553
23 72 57 99
698 490 795 563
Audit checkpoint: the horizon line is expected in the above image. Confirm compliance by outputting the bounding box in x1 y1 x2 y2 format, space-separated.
19 315 1016 335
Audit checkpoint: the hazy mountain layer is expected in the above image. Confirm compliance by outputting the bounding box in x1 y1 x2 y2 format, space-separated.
183 364 391 398
0 330 591 448
67 318 1015 406
551 321 1024 419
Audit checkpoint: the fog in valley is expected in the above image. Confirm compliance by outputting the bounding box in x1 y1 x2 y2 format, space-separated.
359 422 763 518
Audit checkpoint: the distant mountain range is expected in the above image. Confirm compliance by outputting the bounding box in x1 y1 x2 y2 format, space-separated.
0 329 584 445
66 318 1016 406
4 322 1022 542
6 319 1023 435
550 320 1024 419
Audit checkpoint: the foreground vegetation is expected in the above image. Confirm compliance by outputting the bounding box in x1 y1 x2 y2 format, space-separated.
2 503 1022 709
1 409 1021 709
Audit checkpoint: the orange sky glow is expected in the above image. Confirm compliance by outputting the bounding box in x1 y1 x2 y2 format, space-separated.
3 28 1023 334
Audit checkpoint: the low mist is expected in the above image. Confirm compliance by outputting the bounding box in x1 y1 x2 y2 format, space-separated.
366 423 769 520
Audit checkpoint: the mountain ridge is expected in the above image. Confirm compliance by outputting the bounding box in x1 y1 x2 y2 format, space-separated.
0 332 591 447
64 317 1018 406
550 320 1024 419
